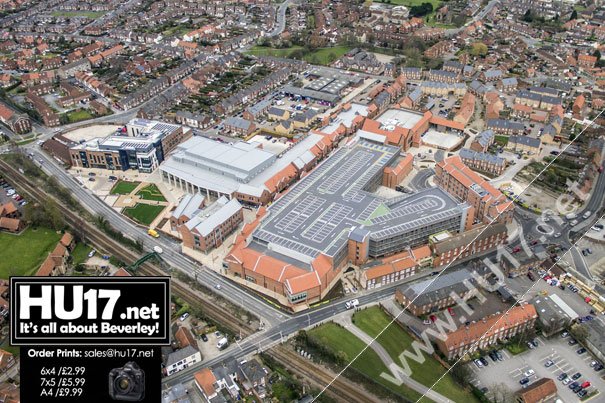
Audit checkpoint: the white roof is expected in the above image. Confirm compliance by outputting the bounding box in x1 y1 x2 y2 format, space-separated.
172 193 205 219
549 294 579 320
186 197 242 237
358 130 386 144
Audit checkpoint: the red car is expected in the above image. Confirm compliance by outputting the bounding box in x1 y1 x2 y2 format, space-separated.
581 381 591 388
447 307 455 316
430 315 437 322
512 246 521 253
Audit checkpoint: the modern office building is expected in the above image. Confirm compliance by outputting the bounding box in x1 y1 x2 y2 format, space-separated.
69 119 191 173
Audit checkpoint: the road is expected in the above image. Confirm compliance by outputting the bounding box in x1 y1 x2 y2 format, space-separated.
266 0 292 38
162 269 437 388
409 168 434 190
444 0 499 36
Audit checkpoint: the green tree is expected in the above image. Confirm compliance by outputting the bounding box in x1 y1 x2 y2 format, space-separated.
593 49 601 60
470 42 488 56
570 10 578 20
570 324 589 343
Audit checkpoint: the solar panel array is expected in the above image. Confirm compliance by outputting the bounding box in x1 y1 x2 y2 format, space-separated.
358 198 384 222
370 208 461 241
255 229 320 257
274 194 325 233
302 203 353 243
318 150 373 194
371 197 443 225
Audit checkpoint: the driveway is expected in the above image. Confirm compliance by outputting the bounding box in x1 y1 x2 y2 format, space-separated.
468 334 604 402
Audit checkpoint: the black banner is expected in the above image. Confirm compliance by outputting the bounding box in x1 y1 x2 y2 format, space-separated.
10 277 170 345
21 346 161 402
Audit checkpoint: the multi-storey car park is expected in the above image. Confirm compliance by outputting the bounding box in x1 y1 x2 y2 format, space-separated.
225 136 474 309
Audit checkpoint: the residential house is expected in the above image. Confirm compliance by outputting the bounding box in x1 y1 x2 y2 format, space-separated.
481 69 503 82
470 129 495 153
506 135 541 154
435 304 538 359
578 54 597 69
498 77 518 92
459 148 506 175
514 378 557 403
0 101 32 134
486 119 525 135
573 94 586 119
266 107 290 121
395 268 479 316
223 116 256 137
164 345 202 376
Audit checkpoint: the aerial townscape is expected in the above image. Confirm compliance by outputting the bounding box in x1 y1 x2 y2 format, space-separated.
1 0 605 402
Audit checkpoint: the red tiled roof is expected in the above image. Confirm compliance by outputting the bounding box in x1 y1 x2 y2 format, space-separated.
194 368 216 397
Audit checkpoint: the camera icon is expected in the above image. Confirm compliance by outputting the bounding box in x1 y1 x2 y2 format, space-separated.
109 361 145 401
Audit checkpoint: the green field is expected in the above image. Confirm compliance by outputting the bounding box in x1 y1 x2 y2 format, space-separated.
353 307 479 403
122 204 165 226
110 180 141 195
71 242 92 265
136 184 166 202
309 323 424 401
64 109 94 123
246 46 351 65
0 227 62 279
51 11 106 18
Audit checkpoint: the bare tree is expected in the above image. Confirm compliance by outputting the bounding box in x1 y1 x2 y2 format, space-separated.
489 383 514 403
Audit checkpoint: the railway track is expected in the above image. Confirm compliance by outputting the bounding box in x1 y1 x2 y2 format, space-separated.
0 160 254 336
269 346 383 403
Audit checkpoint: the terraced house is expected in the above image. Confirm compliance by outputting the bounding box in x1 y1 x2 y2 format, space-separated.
435 304 538 359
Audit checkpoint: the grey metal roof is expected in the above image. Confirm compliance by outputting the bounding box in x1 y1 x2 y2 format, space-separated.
509 135 541 148
528 86 559 96
483 69 503 79
398 268 476 307
476 129 495 147
186 197 242 237
224 116 254 131
459 148 505 166
487 119 525 131
172 193 205 220
501 77 518 86
165 345 198 367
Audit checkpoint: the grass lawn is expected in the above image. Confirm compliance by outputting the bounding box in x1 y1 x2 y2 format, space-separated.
495 135 509 146
0 227 62 279
64 109 94 123
506 342 528 355
123 204 165 226
353 307 479 403
51 11 105 18
309 323 423 401
136 184 166 202
71 242 92 266
110 180 141 195
246 45 351 65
